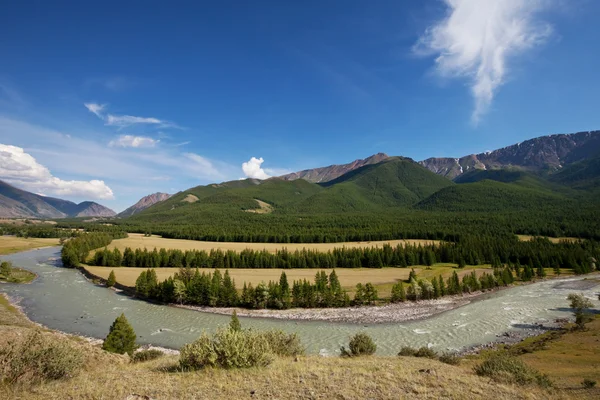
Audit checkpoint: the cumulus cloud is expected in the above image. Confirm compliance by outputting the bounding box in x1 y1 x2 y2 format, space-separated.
0 144 114 199
414 0 553 124
242 157 271 180
108 135 159 148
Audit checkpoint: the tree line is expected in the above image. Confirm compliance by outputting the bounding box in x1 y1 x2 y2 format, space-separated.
90 236 598 273
130 264 523 310
61 230 128 267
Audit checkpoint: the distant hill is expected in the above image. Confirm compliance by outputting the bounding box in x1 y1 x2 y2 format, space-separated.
279 153 389 183
420 131 600 179
118 193 171 217
0 180 115 219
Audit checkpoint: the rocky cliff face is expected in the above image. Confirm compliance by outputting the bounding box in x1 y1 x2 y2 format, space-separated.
279 153 389 183
118 192 171 217
419 131 600 179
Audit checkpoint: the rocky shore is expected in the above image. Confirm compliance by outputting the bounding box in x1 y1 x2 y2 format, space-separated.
175 290 486 324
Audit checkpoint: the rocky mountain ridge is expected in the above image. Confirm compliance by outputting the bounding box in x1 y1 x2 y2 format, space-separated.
279 153 389 183
118 192 171 217
419 131 600 179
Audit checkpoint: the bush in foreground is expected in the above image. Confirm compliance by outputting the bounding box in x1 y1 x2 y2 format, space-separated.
103 313 137 356
582 378 597 388
261 330 305 357
397 346 437 359
180 329 273 370
438 352 461 365
474 352 551 387
132 349 164 363
341 333 376 357
0 331 84 386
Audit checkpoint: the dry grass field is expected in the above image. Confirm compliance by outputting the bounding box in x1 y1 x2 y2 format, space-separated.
0 236 60 256
85 264 491 297
0 294 573 400
97 233 440 255
516 235 580 243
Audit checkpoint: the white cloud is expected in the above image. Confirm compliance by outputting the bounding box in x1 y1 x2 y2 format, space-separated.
84 102 106 118
84 102 181 129
108 135 159 148
242 157 271 180
0 144 114 200
414 0 553 124
105 114 163 127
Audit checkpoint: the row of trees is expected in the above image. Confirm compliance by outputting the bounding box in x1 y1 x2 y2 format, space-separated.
90 237 598 273
130 265 524 310
134 268 358 309
61 231 127 267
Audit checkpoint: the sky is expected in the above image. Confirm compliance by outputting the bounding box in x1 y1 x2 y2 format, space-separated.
1 0 600 212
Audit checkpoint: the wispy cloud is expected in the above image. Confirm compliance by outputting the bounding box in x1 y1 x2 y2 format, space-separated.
84 102 182 129
242 157 271 180
108 135 159 148
0 143 114 199
84 102 106 118
414 0 554 124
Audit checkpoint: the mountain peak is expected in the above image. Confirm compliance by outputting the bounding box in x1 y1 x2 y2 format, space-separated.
279 153 389 183
118 192 171 217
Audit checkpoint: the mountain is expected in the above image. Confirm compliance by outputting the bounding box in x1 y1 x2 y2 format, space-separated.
279 153 389 183
293 157 455 213
419 130 600 179
118 193 172 217
0 180 116 219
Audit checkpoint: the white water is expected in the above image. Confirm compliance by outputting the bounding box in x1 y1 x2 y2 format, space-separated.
1 247 597 355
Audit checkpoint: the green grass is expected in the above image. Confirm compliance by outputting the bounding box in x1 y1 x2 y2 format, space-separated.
0 267 37 284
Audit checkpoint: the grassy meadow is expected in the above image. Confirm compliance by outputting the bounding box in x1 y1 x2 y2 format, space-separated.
0 236 60 256
93 233 440 255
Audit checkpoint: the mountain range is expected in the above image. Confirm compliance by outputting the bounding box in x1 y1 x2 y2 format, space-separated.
1 130 599 221
0 180 116 219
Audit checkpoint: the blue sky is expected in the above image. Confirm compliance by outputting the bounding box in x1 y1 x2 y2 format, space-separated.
1 0 599 212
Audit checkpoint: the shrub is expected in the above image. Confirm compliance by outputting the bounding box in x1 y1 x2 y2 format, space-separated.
474 352 552 387
103 314 137 356
397 346 417 356
397 346 437 359
0 331 84 386
582 378 597 388
438 352 461 365
415 346 438 359
341 333 376 357
179 329 273 370
131 349 164 363
261 330 304 357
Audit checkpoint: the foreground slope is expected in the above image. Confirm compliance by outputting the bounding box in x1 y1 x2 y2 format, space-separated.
0 295 571 400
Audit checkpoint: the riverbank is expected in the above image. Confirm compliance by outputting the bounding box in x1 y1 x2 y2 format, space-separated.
0 292 570 400
175 291 485 324
1 293 179 356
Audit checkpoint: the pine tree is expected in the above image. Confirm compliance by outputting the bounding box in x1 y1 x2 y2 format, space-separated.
107 270 116 287
229 310 242 331
102 313 137 356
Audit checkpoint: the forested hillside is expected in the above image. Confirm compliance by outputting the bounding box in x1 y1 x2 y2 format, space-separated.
97 153 600 243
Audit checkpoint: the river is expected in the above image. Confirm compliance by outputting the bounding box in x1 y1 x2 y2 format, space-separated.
1 247 597 356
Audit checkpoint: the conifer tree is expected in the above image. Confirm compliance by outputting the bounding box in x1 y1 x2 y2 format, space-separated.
107 270 116 287
229 310 242 331
102 313 137 356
